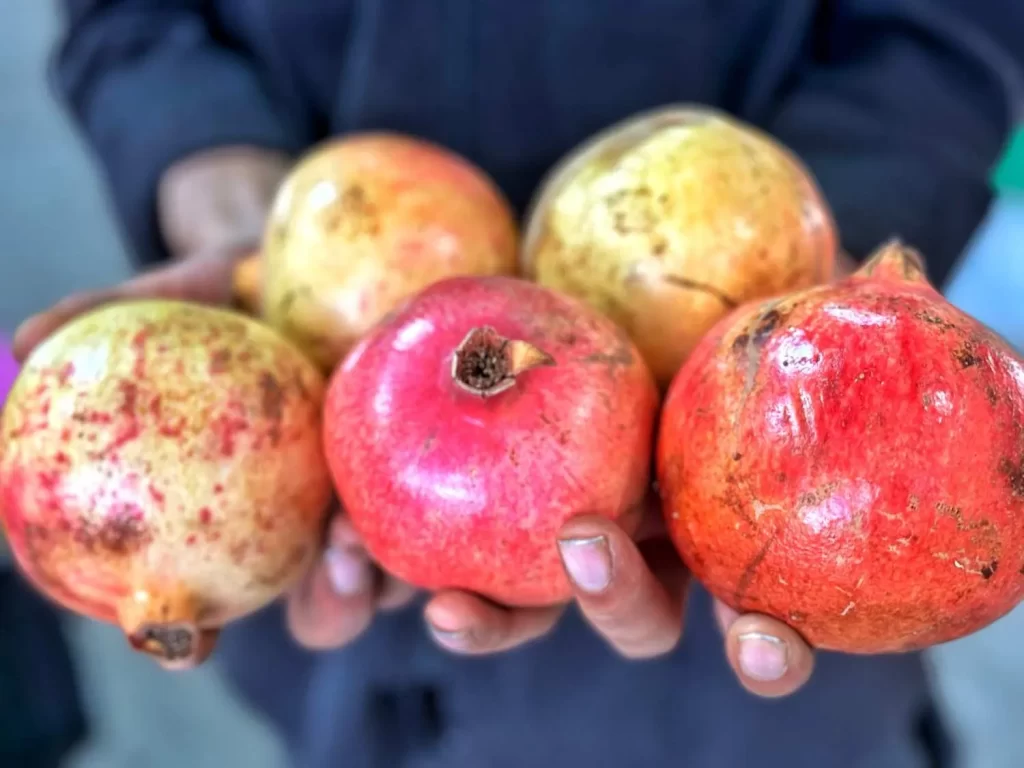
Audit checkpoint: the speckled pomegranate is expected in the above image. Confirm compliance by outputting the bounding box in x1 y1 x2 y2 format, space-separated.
262 132 519 372
0 301 332 664
658 241 1024 653
522 105 837 388
324 276 659 606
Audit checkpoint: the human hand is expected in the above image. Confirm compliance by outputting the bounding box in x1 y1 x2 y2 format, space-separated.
15 143 290 354
420 493 816 699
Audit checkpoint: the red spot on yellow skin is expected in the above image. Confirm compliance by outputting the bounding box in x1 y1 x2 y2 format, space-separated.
209 349 231 374
198 508 212 525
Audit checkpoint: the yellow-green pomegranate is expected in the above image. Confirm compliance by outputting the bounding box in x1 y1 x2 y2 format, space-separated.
522 105 837 388
262 132 519 371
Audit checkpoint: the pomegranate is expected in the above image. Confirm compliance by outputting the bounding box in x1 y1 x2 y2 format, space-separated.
263 132 519 371
324 276 659 606
522 105 837 388
658 241 1024 653
0 301 332 664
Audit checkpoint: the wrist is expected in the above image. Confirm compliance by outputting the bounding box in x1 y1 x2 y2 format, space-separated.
157 146 291 260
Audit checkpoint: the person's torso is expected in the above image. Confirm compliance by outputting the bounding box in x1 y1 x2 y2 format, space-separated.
209 0 818 212
205 3 945 766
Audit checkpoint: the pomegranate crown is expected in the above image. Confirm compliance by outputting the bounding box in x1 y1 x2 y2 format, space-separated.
855 239 931 286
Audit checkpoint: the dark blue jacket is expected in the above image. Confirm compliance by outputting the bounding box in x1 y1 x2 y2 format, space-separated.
52 2 1024 766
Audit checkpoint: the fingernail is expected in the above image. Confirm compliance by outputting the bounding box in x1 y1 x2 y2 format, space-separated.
428 626 471 650
558 535 611 593
737 632 789 681
324 547 372 596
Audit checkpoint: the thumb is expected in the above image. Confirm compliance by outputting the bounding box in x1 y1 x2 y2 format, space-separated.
13 252 238 362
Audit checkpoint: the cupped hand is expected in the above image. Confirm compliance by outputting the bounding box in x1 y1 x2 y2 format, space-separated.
422 495 816 698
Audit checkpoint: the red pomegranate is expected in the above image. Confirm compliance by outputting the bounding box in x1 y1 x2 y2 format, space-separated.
324 276 659 606
0 301 332 665
658 241 1024 653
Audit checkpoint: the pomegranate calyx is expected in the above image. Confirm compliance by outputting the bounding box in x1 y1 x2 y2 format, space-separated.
117 585 204 664
451 326 554 397
128 623 200 662
857 239 929 285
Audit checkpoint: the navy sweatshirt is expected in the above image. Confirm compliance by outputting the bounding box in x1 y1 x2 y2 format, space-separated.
51 2 1024 767
55 0 1022 284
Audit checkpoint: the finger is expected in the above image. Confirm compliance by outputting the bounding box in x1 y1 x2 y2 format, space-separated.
722 610 816 698
12 253 238 361
424 591 563 655
558 515 688 659
377 574 418 611
285 544 377 649
325 514 416 611
713 598 740 635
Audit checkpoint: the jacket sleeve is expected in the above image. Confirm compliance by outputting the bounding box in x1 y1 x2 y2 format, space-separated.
52 0 310 265
764 0 1024 287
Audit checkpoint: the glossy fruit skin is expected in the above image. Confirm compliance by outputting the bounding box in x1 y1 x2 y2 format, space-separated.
522 105 837 388
658 242 1024 653
324 276 659 606
0 301 332 657
263 132 519 372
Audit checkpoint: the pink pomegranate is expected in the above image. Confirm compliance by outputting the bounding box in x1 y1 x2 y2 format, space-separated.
324 276 659 606
658 240 1024 653
0 301 332 664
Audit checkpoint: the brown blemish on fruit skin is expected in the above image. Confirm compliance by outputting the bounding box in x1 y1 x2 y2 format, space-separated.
999 457 1024 498
660 274 738 308
78 505 152 555
952 341 981 369
0 300 334 642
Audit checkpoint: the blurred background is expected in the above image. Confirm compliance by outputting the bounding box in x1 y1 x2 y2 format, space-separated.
1 3 1022 767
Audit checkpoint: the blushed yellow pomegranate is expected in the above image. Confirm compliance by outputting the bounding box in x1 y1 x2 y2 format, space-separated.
263 133 519 371
0 301 332 665
522 105 837 387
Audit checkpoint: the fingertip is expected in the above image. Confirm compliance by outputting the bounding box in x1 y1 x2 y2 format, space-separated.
724 613 815 698
424 591 561 656
558 513 631 546
712 599 740 635
327 514 365 550
12 312 52 362
558 515 685 659
285 549 376 650
423 590 492 648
